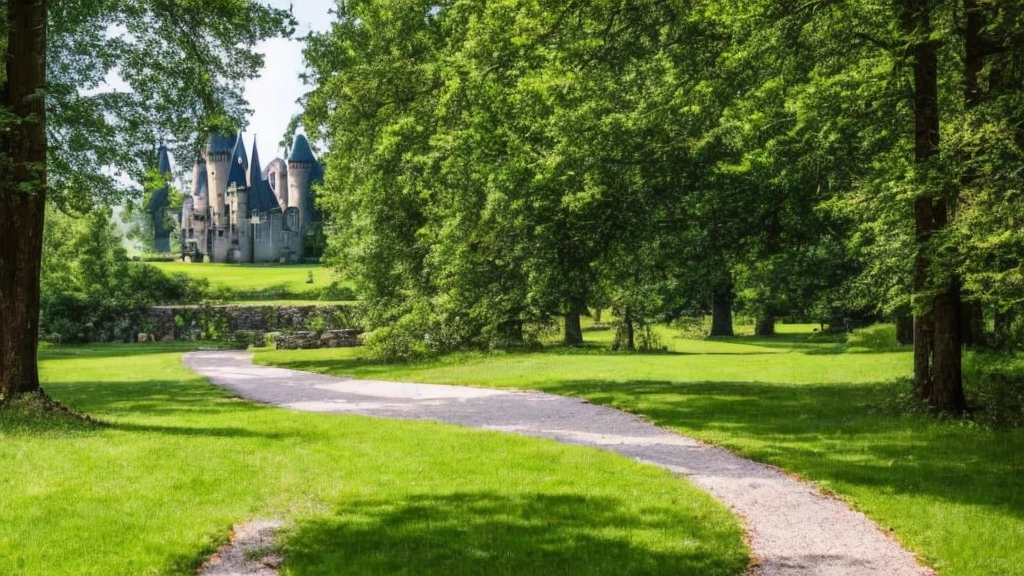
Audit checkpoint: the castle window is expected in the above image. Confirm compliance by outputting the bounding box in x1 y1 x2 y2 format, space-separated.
269 173 277 190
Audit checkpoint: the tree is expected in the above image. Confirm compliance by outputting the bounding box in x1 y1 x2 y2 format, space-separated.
0 1 295 402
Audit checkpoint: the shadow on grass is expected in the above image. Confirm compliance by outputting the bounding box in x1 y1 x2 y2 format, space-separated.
545 378 1024 519
39 342 214 361
47 379 266 418
284 492 746 576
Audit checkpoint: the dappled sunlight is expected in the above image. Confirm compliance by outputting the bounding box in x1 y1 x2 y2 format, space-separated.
284 491 746 576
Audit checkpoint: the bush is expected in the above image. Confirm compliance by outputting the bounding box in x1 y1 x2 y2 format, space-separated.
964 351 1024 428
40 263 209 344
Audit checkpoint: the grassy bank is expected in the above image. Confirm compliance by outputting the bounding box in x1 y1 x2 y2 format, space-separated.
0 343 747 576
256 324 1024 576
150 262 355 303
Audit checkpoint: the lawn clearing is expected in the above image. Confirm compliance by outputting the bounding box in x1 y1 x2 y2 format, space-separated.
0 343 748 576
256 324 1024 576
150 262 353 303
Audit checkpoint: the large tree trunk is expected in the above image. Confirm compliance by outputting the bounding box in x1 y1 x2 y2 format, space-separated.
710 277 734 337
754 316 775 337
613 307 635 352
563 313 583 346
0 0 48 402
905 1 965 413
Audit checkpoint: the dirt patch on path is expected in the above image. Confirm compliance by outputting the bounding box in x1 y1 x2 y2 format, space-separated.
200 520 283 576
184 351 934 576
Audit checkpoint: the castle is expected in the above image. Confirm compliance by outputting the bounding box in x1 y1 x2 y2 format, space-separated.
148 133 323 263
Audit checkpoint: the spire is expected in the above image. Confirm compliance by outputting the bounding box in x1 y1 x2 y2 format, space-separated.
249 135 262 186
225 134 249 191
248 135 281 214
146 145 173 212
288 134 317 164
157 144 172 176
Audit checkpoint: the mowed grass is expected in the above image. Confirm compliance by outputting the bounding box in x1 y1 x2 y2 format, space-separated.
0 343 748 576
256 324 1024 576
151 262 346 300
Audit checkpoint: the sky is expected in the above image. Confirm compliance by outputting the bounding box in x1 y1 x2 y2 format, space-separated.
241 0 334 160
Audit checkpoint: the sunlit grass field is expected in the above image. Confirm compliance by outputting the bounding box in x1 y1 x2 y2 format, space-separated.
257 323 1024 576
152 262 331 293
0 344 747 576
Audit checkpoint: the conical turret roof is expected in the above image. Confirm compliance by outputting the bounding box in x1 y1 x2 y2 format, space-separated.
146 144 173 212
248 137 281 214
207 133 238 157
225 135 249 191
288 134 317 164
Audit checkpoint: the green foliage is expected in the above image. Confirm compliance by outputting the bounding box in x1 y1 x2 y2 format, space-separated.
39 207 209 343
44 1 297 210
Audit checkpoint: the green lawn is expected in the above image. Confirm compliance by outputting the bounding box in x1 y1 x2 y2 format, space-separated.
0 344 748 576
150 262 354 303
256 324 1024 576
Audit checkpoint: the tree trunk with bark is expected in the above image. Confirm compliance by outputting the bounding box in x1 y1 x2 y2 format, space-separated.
904 1 966 413
754 316 776 337
0 0 48 402
613 307 635 352
710 277 734 337
563 313 583 346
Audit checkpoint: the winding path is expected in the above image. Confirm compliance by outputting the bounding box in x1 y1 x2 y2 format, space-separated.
184 351 933 576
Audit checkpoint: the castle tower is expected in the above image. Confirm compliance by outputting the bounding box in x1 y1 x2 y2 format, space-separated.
205 134 238 262
287 134 318 236
183 159 209 260
225 137 251 263
146 145 173 253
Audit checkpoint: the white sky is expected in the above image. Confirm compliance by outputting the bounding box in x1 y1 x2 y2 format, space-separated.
242 0 334 160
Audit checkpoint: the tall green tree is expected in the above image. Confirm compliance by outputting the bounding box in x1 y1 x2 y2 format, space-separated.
0 1 295 401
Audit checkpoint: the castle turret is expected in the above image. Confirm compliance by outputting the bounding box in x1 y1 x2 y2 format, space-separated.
287 134 319 234
205 134 237 262
191 159 209 212
146 145 174 253
182 159 209 260
225 137 251 262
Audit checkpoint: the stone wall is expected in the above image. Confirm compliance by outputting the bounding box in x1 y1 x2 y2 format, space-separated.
149 304 361 343
275 329 363 350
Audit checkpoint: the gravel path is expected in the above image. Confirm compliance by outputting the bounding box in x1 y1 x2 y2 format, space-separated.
184 351 933 576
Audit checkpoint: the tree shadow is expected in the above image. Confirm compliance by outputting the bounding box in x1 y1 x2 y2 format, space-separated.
47 379 266 418
39 342 212 361
283 492 747 576
544 378 1024 520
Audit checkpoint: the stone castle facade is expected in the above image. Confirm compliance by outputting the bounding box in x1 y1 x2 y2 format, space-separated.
150 133 323 263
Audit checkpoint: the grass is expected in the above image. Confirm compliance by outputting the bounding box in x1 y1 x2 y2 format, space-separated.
256 323 1024 576
0 343 748 576
152 262 329 293
150 262 354 303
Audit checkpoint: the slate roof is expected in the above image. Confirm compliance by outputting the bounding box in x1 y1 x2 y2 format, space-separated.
226 136 249 191
288 134 317 164
146 145 172 212
207 133 238 156
157 144 172 176
248 138 281 214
